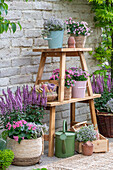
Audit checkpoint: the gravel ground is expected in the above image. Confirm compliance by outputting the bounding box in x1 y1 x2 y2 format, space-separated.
8 138 113 170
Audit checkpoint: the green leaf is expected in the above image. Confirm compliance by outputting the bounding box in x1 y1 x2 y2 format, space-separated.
17 21 22 30
0 23 4 33
11 23 16 33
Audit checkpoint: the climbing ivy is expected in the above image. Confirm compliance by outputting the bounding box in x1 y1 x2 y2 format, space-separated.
87 0 113 80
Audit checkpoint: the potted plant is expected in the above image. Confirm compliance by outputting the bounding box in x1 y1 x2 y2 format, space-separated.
0 86 48 166
75 125 97 156
70 67 89 98
0 149 14 170
42 17 64 49
49 68 75 100
6 121 48 166
65 18 92 48
92 74 113 137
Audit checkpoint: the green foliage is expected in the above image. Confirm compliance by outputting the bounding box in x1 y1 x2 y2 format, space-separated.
0 0 28 34
0 138 6 151
94 90 113 112
0 149 14 170
87 0 113 79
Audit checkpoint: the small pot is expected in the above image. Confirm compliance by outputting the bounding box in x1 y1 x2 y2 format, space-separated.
68 36 75 48
82 141 93 156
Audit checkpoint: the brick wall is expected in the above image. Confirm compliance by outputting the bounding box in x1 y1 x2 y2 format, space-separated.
0 0 101 136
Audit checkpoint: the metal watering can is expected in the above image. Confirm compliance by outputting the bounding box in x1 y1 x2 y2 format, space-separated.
55 120 75 158
44 30 64 49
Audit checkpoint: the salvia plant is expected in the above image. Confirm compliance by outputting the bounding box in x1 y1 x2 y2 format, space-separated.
75 125 97 143
92 74 113 94
92 74 113 112
5 120 48 144
65 18 92 36
42 17 64 37
0 85 47 129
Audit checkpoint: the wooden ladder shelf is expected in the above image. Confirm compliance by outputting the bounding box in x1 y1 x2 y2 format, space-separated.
33 48 101 157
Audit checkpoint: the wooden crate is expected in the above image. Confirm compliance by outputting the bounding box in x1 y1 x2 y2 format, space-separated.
75 134 109 153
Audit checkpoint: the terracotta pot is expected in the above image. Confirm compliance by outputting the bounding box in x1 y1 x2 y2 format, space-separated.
68 36 75 48
72 35 86 48
82 141 93 156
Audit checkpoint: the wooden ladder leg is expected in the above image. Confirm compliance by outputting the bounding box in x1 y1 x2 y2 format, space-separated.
58 53 66 102
35 52 46 85
79 51 98 129
48 106 55 157
70 103 75 127
79 51 93 96
89 99 98 130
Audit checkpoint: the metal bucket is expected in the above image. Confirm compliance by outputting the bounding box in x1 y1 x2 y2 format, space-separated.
55 120 75 158
44 30 64 49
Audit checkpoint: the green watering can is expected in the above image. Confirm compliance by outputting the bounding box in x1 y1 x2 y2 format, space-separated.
55 120 75 158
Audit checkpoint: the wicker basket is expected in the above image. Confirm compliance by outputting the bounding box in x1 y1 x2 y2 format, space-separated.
7 137 43 166
64 87 72 100
97 111 113 138
47 92 58 102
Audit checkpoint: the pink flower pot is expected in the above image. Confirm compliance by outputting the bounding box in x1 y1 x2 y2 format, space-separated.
72 81 87 98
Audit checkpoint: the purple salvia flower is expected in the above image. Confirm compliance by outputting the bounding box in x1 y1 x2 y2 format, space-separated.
43 88 45 98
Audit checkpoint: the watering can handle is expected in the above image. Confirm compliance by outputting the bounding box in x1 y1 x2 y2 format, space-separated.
63 120 67 133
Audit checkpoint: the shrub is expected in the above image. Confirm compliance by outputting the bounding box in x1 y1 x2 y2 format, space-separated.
0 149 14 170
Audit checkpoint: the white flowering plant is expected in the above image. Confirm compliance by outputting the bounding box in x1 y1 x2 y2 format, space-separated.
65 18 92 36
106 99 113 113
42 17 64 37
75 125 97 143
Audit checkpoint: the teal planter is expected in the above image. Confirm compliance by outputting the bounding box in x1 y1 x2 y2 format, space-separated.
55 120 75 158
44 30 64 49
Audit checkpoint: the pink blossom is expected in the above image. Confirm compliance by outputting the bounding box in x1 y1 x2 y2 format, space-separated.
22 137 24 140
32 126 36 131
6 122 11 128
8 125 11 130
13 124 17 129
28 127 31 130
13 136 19 142
69 17 72 20
16 123 20 127
22 120 27 124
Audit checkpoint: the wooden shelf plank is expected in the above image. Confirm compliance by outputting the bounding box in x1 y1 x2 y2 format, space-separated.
47 94 101 107
33 48 92 53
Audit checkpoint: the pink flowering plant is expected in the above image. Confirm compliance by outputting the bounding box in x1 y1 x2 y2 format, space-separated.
0 85 47 129
65 18 92 36
49 69 75 88
5 120 48 144
70 67 89 81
